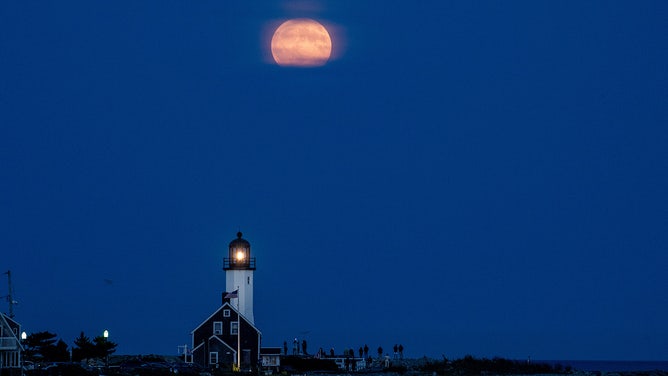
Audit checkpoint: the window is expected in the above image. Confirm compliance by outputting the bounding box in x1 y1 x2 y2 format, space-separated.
230 321 239 335
247 276 250 284
223 309 231 317
213 321 223 335
210 352 218 364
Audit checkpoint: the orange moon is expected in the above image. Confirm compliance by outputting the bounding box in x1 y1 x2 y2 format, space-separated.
271 18 332 67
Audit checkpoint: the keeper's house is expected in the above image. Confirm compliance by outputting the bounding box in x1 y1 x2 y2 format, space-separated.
191 299 261 369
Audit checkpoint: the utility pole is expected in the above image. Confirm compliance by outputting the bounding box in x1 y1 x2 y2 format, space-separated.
3 270 17 318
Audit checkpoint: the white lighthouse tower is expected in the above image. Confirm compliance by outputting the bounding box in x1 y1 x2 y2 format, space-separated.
224 232 256 324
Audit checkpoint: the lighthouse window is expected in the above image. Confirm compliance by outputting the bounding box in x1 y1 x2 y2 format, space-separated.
213 321 223 335
231 321 239 335
247 276 250 284
223 309 231 317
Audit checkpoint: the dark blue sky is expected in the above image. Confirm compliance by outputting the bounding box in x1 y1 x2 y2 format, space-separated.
2 0 667 360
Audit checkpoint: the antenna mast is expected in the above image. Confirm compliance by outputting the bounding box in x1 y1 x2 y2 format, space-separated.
3 270 17 318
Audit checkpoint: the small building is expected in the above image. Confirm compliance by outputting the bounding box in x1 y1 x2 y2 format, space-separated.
0 313 23 376
260 347 281 372
330 356 367 372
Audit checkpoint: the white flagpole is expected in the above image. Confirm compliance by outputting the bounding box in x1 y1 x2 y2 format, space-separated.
237 286 241 371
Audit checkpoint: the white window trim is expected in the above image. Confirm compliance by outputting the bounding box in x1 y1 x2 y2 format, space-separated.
223 309 231 317
213 321 223 335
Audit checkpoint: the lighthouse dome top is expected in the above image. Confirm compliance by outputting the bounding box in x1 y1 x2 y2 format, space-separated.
229 231 250 249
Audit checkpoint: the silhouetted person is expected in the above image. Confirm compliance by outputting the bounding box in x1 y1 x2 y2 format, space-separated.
283 341 288 355
377 346 383 358
330 348 335 357
398 344 404 359
393 344 398 359
364 344 369 358
302 340 307 355
359 347 363 358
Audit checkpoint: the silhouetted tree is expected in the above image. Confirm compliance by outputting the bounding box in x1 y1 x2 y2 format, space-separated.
93 335 117 360
22 332 70 363
24 331 64 363
43 339 70 362
72 332 95 361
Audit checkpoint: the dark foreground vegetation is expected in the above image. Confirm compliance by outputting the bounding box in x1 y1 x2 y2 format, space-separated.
280 356 340 373
43 354 668 376
24 355 201 376
418 355 571 375
22 355 569 376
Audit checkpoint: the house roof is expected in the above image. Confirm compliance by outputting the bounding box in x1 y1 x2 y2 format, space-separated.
1 313 20 330
191 334 239 354
0 313 23 351
190 302 262 336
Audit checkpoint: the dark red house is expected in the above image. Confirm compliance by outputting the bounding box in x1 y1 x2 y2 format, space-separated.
190 300 261 370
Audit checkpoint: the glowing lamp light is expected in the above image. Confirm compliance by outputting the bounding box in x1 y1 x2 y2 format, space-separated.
236 250 245 261
103 330 109 339
21 332 27 340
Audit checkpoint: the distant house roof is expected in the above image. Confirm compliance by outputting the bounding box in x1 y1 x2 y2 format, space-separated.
0 312 23 351
1 313 19 330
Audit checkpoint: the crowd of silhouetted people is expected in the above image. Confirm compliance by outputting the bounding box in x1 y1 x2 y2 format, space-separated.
284 340 404 357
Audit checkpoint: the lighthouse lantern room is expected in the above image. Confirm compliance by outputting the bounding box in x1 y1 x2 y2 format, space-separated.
224 232 256 324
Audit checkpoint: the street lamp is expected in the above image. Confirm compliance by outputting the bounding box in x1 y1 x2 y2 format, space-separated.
103 330 109 367
21 332 27 376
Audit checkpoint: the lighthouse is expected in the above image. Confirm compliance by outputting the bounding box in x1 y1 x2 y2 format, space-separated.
224 232 256 324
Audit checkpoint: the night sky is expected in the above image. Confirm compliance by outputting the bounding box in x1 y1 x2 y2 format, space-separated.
2 0 668 361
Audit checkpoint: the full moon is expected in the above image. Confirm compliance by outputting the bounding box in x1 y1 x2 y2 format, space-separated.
271 18 332 67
